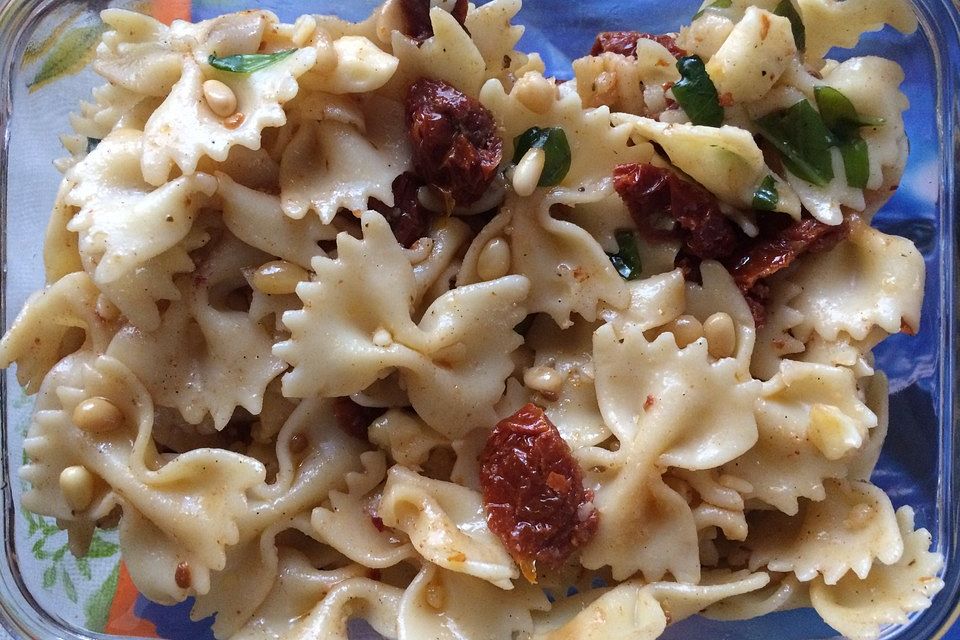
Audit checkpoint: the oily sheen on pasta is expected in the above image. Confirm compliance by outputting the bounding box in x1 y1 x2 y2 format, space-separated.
1 0 945 638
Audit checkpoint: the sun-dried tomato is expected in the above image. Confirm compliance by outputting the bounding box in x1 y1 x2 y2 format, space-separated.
729 215 851 291
331 397 386 441
399 0 468 43
613 163 742 261
368 172 433 247
612 162 851 328
479 404 598 578
406 78 503 206
591 32 686 59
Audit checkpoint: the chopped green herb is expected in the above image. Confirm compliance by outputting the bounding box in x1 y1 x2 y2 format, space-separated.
774 0 806 52
814 86 884 137
752 175 779 211
512 126 572 186
672 55 724 127
607 229 643 281
208 49 297 73
692 0 732 21
839 136 870 188
86 137 101 153
755 100 836 186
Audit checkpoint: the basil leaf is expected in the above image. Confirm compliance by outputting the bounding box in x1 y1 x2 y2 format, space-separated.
839 136 870 189
814 86 884 137
86 138 101 153
673 55 724 127
692 0 732 21
752 175 779 211
607 229 643 281
512 126 572 186
774 0 806 52
208 49 297 73
755 100 835 186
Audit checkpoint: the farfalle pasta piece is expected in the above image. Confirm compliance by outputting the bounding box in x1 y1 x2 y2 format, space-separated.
751 278 805 381
459 192 629 328
217 173 336 269
797 0 918 61
107 233 287 429
593 324 760 469
723 360 876 514
94 9 185 96
705 573 810 621
0 272 114 394
398 564 549 640
282 577 403 640
379 465 519 588
276 212 529 438
311 451 415 569
809 507 944 640
573 41 680 115
279 114 408 223
788 222 924 342
617 114 801 218
684 261 757 377
747 479 903 584
20 354 265 604
368 410 448 468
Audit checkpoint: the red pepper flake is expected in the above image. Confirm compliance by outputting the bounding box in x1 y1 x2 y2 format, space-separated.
406 78 503 206
719 92 735 107
331 397 386 441
901 319 916 335
644 394 655 411
591 31 686 59
479 404 599 580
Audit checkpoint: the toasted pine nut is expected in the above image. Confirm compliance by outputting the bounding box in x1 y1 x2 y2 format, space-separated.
703 312 736 359
202 79 237 118
670 314 703 348
513 72 557 114
252 260 309 296
60 465 95 511
476 238 511 281
512 147 545 197
72 397 125 433
523 365 565 395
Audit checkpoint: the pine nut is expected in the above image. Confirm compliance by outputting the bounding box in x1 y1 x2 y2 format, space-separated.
72 397 125 433
669 314 703 348
523 365 565 395
252 260 309 296
202 79 237 118
512 147 545 197
95 295 120 321
60 465 95 511
476 238 511 281
703 312 736 359
513 72 557 114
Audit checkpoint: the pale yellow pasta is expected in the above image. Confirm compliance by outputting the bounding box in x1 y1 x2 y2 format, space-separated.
2 1 943 639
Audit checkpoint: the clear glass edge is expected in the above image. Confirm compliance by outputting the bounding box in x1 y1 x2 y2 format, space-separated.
0 0 955 638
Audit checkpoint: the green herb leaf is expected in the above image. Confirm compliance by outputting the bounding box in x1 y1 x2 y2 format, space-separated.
42 566 56 589
512 126 572 186
692 0 732 21
61 567 77 603
673 56 724 127
839 136 870 188
85 536 119 558
814 86 884 137
774 0 806 52
752 175 779 211
208 49 297 73
607 229 643 281
756 100 835 186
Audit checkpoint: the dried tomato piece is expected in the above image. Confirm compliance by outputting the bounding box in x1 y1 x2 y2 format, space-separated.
729 216 850 291
613 163 742 261
479 403 598 578
331 397 386 440
399 0 468 43
368 172 433 247
406 78 503 206
591 31 686 59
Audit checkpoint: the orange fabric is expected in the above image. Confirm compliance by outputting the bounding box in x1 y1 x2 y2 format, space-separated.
104 562 161 638
151 0 191 25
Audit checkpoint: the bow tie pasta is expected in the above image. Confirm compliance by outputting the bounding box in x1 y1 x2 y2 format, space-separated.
1 0 944 638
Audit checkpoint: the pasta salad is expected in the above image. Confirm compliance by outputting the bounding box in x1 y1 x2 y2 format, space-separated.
0 0 945 638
